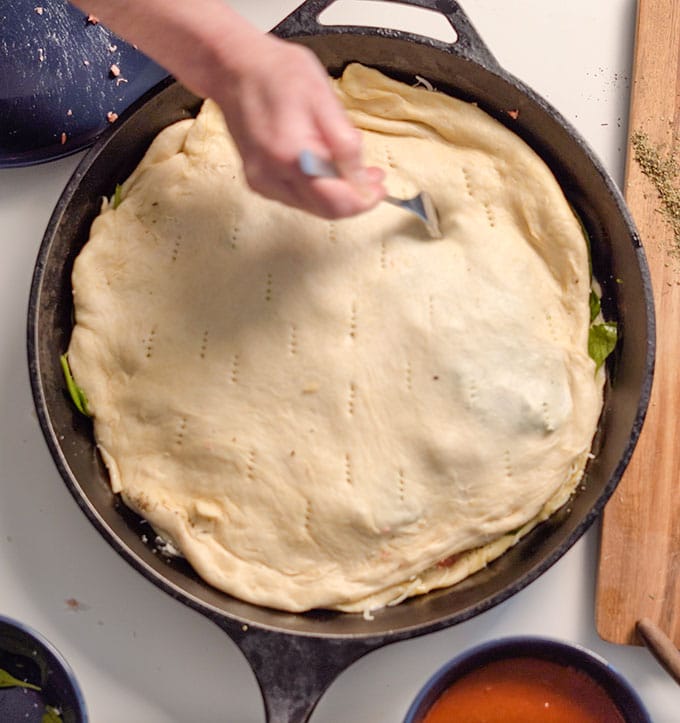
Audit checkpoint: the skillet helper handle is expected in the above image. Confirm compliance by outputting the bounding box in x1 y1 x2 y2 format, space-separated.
636 618 680 686
212 618 377 723
272 0 501 72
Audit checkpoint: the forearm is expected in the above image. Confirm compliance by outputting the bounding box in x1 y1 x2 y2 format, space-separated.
69 1 385 217
68 0 265 101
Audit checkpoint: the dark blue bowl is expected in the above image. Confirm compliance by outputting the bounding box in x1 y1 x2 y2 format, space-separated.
0 615 88 723
0 0 168 168
404 636 650 723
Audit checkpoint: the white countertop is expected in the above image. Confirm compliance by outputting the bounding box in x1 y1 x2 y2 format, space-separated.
1 1 678 721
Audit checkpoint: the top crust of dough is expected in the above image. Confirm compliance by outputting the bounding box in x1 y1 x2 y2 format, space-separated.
67 64 602 612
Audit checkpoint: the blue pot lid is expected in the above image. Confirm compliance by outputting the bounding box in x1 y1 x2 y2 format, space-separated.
0 0 169 167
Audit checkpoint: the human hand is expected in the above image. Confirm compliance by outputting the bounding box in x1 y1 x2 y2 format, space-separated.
211 35 386 219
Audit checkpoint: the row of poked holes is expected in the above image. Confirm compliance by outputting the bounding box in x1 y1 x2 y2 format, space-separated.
462 168 496 228
171 237 181 262
542 401 554 432
347 382 356 416
289 324 298 356
304 499 312 533
200 329 209 359
246 449 256 481
468 379 479 405
385 146 397 171
345 453 353 485
230 352 240 383
328 221 337 244
384 146 406 198
143 327 156 358
349 300 358 339
231 219 239 249
503 449 513 479
175 417 187 446
545 311 559 344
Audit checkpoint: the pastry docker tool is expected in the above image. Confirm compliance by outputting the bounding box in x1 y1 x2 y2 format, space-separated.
299 149 442 238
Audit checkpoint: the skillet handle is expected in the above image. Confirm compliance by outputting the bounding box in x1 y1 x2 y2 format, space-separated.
212 617 379 723
272 0 501 72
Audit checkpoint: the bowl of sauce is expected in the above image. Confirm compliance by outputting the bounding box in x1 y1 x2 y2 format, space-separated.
0 615 88 723
403 636 650 723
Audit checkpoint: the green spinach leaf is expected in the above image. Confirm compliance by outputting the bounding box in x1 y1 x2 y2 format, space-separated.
589 322 618 372
0 667 41 691
589 289 601 322
112 183 122 209
60 353 91 416
42 705 64 723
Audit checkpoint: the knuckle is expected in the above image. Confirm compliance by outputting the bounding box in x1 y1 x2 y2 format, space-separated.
338 127 362 152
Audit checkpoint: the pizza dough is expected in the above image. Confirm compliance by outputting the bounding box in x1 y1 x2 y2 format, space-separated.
66 64 603 613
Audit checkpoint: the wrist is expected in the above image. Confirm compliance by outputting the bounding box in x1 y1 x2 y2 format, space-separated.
200 27 279 101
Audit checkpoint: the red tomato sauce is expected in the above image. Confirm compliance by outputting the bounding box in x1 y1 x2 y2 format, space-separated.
422 657 627 723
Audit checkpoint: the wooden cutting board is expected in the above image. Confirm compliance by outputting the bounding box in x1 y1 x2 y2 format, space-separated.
596 0 680 647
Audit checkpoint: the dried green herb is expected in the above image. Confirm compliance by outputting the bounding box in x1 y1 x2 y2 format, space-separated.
60 353 91 416
631 130 680 254
0 667 41 691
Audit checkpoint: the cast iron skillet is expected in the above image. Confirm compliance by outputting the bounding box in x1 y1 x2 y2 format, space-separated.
27 1 655 721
